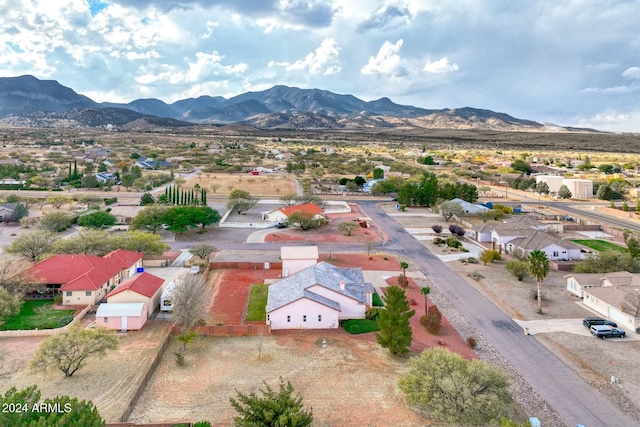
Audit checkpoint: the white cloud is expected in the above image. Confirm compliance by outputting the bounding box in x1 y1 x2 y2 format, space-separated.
423 57 459 74
622 67 640 80
586 62 618 71
136 51 247 85
283 38 341 75
360 39 405 77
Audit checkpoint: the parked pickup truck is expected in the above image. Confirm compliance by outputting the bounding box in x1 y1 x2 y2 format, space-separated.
583 317 617 328
590 325 626 339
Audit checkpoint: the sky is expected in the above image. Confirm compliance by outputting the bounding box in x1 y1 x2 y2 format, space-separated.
1 0 639 132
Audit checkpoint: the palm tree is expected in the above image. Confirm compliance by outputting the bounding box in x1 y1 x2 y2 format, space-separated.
528 249 550 314
420 286 431 316
400 261 409 276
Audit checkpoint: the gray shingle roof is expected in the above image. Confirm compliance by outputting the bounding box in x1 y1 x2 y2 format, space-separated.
266 262 374 313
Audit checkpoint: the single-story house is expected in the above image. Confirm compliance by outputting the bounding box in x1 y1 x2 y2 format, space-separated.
505 230 583 261
449 198 489 215
281 246 318 277
565 273 605 298
96 303 147 331
135 156 172 169
262 203 324 223
106 272 164 317
266 262 374 330
581 272 640 332
96 172 116 184
23 251 144 306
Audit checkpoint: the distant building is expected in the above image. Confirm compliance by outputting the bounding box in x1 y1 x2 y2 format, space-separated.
562 179 593 199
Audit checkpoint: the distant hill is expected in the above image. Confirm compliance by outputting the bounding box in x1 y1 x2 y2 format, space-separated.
0 74 576 131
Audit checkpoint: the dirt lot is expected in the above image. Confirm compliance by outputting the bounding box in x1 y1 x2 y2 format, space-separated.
182 172 296 197
127 332 431 427
0 321 171 423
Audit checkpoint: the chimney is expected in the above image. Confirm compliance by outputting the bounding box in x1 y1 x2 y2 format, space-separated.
339 280 345 291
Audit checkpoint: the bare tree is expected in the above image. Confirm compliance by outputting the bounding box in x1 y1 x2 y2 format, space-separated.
0 351 20 380
171 273 209 329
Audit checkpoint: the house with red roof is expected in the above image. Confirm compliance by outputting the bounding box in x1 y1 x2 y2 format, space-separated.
262 203 325 224
24 251 144 306
103 249 144 280
106 272 165 317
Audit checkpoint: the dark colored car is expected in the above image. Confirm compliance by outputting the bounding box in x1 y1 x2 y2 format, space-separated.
590 325 626 339
583 317 617 328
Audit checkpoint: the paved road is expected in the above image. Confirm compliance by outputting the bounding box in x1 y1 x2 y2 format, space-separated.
356 200 636 427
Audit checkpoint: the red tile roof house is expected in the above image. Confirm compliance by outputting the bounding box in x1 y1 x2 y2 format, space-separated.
24 250 144 306
106 272 165 318
262 203 325 224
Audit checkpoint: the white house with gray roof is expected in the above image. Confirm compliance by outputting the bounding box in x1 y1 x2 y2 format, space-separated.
266 262 374 330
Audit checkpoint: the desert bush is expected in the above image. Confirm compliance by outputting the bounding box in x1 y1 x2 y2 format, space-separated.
529 289 545 300
431 224 443 234
420 306 442 335
506 260 530 281
397 274 409 288
469 271 485 281
193 422 212 427
466 337 477 349
433 237 446 245
53 294 62 304
480 249 501 265
174 352 185 366
445 237 463 248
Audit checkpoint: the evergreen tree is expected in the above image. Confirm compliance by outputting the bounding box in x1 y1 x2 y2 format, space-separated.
230 377 313 427
376 285 415 355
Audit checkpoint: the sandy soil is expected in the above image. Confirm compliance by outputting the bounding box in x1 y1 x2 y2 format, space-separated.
0 322 172 423
126 332 431 427
182 172 296 197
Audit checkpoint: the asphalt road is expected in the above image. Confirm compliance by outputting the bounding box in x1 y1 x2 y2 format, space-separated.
356 200 637 427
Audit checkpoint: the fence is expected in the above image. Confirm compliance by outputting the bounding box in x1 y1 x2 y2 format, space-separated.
119 328 173 422
0 304 92 338
210 261 282 270
172 324 270 336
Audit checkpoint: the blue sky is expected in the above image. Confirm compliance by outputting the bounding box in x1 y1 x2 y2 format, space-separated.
1 0 639 132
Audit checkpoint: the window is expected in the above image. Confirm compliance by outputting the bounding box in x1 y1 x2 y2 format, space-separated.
303 315 307 322
85 291 92 296
553 251 559 257
103 317 108 322
66 291 72 297
267 314 270 321
287 315 291 323
318 315 322 322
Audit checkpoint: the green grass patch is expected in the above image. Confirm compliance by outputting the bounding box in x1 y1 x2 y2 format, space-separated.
0 300 76 331
342 319 380 334
372 291 384 307
572 239 628 253
245 284 269 322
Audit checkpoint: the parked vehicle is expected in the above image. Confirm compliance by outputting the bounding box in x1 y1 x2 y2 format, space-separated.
590 325 626 339
583 317 617 328
188 266 201 274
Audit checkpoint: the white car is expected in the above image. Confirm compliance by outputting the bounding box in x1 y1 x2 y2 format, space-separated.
188 266 201 274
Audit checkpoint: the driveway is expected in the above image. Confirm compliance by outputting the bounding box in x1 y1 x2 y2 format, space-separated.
514 318 640 341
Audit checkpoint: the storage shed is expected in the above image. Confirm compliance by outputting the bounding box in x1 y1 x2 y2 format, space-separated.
96 303 147 331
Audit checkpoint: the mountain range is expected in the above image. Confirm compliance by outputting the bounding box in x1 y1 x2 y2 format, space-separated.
0 75 574 131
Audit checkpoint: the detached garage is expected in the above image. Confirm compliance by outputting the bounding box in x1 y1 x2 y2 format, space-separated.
106 272 164 318
96 303 147 331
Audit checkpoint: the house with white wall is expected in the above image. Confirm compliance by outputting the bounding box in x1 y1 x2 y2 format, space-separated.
106 272 165 317
266 262 374 330
505 231 583 261
262 203 324 224
580 272 640 332
281 246 318 278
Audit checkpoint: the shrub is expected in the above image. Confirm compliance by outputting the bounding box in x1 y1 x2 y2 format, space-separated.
432 224 443 234
420 306 442 335
469 271 484 281
365 307 381 320
397 274 409 288
529 289 545 300
57 316 74 328
506 260 530 281
53 294 62 304
174 351 185 366
480 249 501 265
445 237 462 248
466 257 478 264
466 337 477 349
342 319 380 334
372 292 384 307
193 422 212 427
103 197 117 205
433 237 446 245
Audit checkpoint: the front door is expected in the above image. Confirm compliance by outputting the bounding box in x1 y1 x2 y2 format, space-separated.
121 316 128 331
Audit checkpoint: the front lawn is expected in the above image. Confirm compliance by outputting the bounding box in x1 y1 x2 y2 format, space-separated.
0 300 76 331
372 291 384 307
245 284 269 322
342 319 380 334
572 239 628 253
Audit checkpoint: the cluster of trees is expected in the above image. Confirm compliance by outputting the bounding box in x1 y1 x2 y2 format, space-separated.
146 184 208 206
227 189 258 215
395 173 479 207
6 229 170 261
573 233 640 274
132 205 221 234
